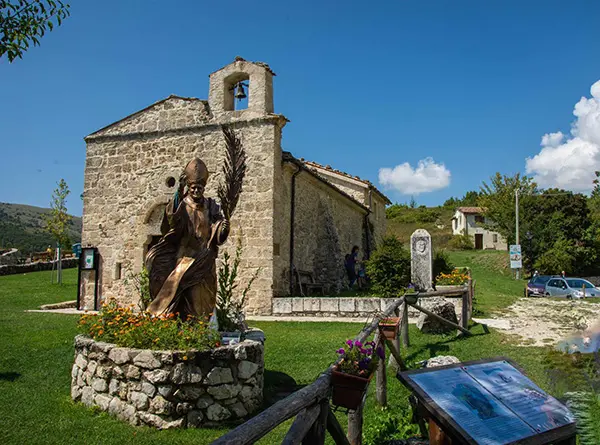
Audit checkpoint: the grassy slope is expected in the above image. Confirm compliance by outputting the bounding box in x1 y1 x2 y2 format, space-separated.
447 250 525 316
0 268 574 444
0 202 82 252
386 207 454 250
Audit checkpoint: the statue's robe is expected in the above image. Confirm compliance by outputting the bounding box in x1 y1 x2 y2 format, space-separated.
145 195 228 319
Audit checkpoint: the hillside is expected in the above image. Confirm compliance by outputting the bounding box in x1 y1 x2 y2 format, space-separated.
386 205 455 249
0 203 82 253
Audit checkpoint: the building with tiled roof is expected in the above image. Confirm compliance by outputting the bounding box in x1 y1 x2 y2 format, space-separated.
452 207 506 250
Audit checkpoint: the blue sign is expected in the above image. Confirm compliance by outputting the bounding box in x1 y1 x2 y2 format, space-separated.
72 243 82 258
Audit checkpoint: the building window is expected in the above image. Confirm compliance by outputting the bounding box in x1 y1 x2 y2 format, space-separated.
475 215 484 224
493 234 498 243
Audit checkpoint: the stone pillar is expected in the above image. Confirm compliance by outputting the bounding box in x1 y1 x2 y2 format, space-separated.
411 229 433 291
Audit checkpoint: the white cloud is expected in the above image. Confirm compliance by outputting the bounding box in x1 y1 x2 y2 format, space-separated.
378 157 451 195
526 80 600 192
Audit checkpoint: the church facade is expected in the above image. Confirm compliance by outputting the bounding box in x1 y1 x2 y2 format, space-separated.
80 58 389 314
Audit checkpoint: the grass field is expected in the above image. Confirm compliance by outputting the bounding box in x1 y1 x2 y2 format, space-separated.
446 250 525 316
0 264 588 444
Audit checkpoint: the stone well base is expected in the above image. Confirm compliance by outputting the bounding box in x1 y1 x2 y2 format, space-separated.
71 335 264 429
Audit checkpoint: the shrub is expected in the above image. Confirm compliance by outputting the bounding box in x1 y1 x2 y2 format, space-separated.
363 407 420 445
216 239 260 332
433 250 454 278
448 234 474 250
78 299 220 350
365 236 410 297
534 237 575 275
123 266 151 310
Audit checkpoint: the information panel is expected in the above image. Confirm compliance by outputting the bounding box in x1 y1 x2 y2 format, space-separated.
399 358 576 445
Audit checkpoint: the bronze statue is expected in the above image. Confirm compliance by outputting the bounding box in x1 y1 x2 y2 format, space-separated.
145 127 246 320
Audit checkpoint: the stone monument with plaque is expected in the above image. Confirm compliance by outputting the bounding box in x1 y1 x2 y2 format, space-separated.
411 229 433 291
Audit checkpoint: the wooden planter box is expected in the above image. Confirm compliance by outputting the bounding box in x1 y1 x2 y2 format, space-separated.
331 366 374 410
378 317 400 341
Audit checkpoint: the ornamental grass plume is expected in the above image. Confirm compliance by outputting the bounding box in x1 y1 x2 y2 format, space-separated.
336 339 384 377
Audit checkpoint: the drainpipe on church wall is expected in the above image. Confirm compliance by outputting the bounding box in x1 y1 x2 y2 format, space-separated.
364 189 373 260
289 165 301 296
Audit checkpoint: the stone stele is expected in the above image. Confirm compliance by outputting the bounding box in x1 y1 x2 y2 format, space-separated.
410 229 433 291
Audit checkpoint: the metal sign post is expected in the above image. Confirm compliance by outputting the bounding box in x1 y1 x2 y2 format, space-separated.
77 247 99 311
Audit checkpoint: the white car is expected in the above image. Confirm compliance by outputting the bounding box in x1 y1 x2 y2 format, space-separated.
544 278 599 299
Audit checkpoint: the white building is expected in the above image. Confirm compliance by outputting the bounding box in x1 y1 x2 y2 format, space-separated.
451 207 507 250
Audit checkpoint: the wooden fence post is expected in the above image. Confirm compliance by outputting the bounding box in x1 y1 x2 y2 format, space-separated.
389 306 402 371
303 399 328 445
401 301 409 348
461 288 469 330
348 398 365 445
375 332 387 407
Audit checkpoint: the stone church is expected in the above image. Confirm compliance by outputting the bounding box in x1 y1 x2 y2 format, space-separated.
80 57 390 314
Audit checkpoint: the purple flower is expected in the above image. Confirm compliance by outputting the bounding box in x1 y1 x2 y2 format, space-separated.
367 341 376 348
346 339 353 348
366 348 373 356
376 346 385 360
360 348 367 355
358 358 370 370
337 348 345 354
355 340 363 348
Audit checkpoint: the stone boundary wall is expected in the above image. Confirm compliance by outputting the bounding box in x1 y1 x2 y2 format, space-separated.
71 335 263 429
272 296 462 319
0 258 78 276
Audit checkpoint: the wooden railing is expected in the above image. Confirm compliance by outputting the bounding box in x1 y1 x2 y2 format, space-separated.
212 284 472 445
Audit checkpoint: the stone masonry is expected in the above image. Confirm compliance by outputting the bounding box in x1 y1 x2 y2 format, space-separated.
80 57 389 313
71 335 263 428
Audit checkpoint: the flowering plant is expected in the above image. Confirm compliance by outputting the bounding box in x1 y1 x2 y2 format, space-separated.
336 339 385 377
78 299 220 350
435 269 470 286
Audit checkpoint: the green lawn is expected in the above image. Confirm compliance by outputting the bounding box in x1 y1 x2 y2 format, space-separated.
0 267 585 444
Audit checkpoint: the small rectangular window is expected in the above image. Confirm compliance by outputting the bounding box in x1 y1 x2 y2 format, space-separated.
493 234 498 243
114 262 122 280
475 215 485 224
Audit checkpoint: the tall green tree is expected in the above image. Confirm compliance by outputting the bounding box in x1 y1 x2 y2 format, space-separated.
1 0 70 62
478 172 539 245
44 178 71 248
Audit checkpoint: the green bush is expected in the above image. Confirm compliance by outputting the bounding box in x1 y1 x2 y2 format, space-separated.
534 237 575 275
365 236 410 297
433 250 454 278
448 234 474 250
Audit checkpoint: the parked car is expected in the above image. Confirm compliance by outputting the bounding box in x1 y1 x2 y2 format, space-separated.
544 278 599 299
525 275 554 297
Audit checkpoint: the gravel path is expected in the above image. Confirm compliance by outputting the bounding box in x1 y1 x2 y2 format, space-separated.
477 298 600 347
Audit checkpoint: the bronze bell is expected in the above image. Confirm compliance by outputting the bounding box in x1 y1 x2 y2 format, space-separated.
234 82 247 100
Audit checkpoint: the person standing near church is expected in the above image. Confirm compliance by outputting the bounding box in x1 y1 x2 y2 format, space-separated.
345 245 360 288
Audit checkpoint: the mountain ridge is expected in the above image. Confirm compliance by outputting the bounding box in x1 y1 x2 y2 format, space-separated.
0 202 82 253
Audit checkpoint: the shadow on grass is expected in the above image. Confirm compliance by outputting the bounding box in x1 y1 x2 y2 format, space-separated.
263 369 305 406
0 372 21 382
404 327 490 364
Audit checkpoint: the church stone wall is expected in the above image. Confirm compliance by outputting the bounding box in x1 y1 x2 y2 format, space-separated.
81 96 285 314
272 165 367 297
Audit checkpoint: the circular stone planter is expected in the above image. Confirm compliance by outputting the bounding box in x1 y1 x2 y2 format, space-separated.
71 335 264 429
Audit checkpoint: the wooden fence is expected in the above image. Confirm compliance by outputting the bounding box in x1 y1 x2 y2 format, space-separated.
212 283 473 445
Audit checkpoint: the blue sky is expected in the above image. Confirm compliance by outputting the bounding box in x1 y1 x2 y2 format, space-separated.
1 0 600 216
